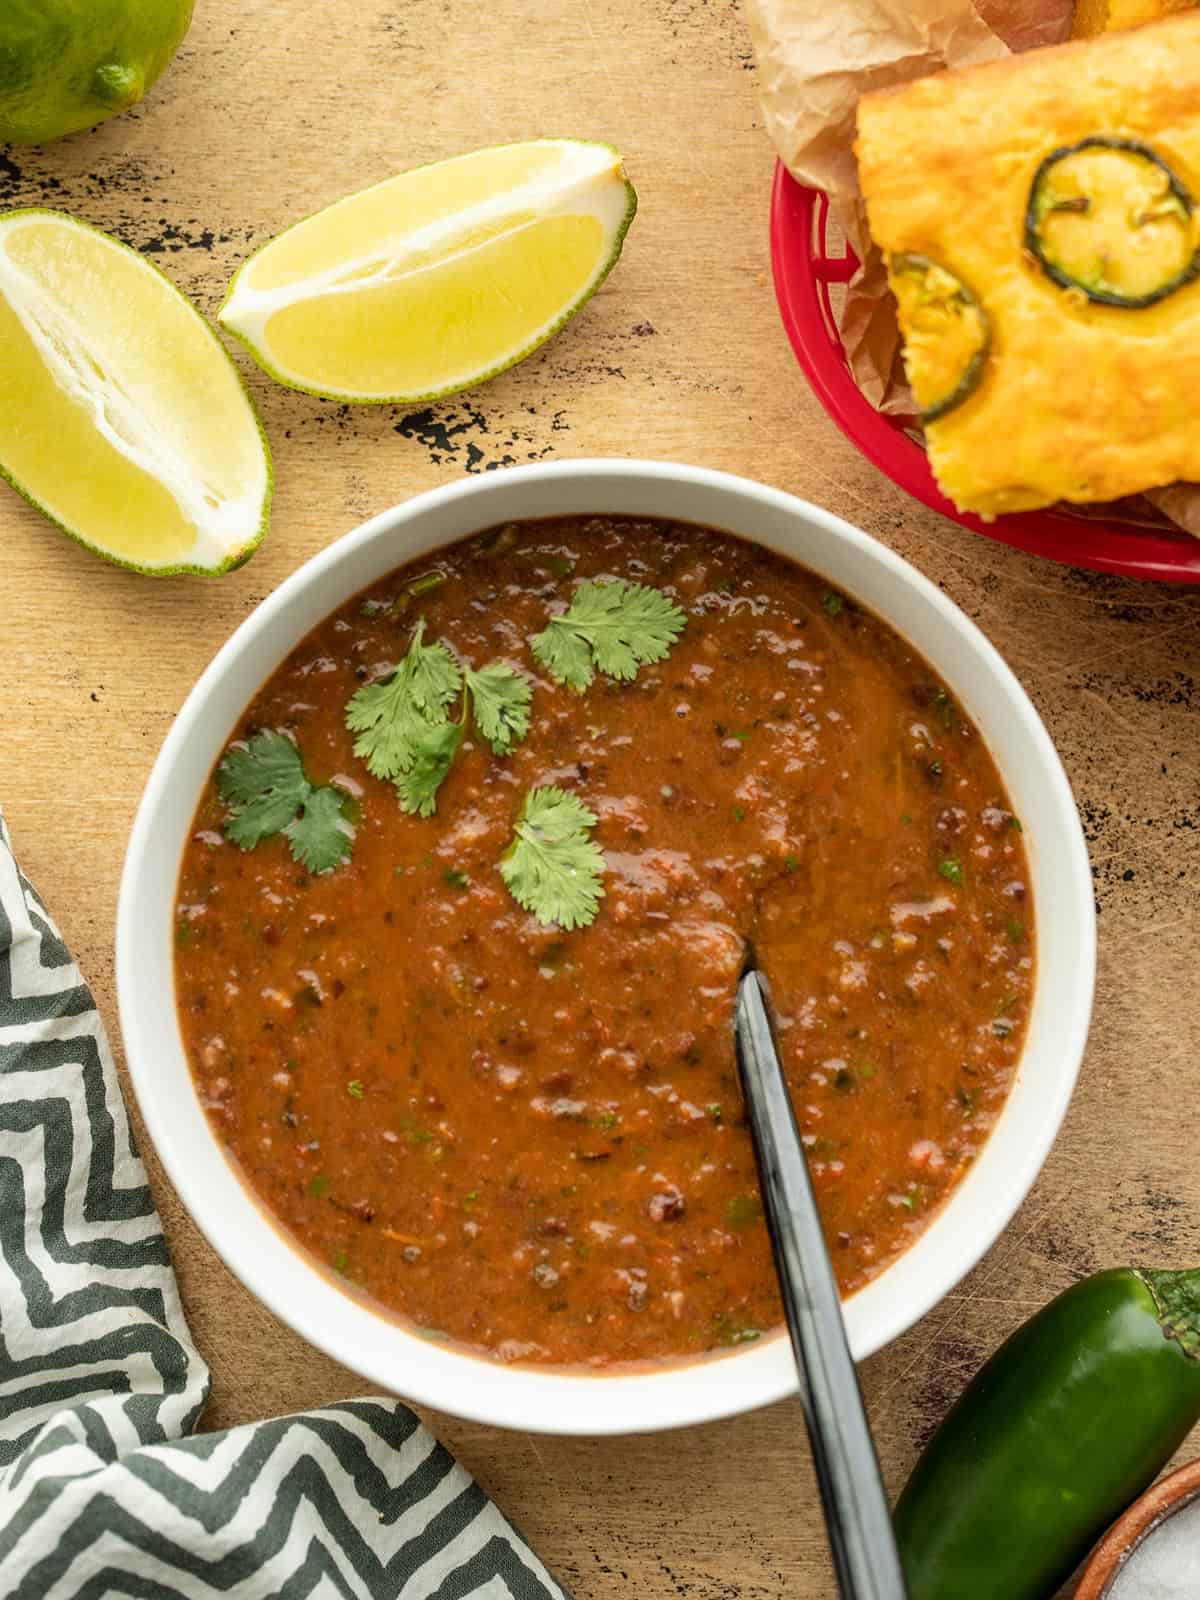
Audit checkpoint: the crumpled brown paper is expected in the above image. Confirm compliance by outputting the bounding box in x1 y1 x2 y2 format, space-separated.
1145 482 1200 533
745 0 1008 230
973 0 1076 52
747 0 1200 535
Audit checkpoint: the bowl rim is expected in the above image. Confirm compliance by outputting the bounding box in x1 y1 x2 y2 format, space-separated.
116 457 1096 1435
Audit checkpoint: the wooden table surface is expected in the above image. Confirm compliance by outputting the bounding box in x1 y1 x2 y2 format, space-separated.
4 1 1200 1594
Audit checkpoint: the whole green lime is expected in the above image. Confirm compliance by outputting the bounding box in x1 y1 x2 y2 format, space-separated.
0 0 195 145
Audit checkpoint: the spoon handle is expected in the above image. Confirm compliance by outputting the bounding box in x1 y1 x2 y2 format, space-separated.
735 970 908 1600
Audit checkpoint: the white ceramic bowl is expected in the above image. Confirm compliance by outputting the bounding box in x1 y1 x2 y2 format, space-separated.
117 460 1095 1435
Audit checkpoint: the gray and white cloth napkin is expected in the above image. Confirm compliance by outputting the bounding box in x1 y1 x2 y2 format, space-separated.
0 806 570 1600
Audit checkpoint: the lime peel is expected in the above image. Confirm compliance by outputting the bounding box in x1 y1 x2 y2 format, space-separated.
93 63 145 109
0 0 195 146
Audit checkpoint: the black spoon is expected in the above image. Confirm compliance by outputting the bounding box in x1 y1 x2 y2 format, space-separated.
735 957 908 1600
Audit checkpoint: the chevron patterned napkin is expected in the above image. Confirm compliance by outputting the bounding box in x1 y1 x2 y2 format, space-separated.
0 808 570 1600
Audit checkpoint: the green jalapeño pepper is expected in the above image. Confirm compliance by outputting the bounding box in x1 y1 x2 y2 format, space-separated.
889 253 991 422
895 1267 1200 1600
1026 137 1200 308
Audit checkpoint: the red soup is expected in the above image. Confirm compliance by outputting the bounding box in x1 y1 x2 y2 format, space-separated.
174 515 1033 1368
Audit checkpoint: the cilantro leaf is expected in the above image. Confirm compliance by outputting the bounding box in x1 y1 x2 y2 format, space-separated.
217 731 352 873
285 785 354 873
466 662 532 755
218 731 310 846
345 620 462 782
500 786 605 930
406 628 462 718
532 624 593 694
394 721 464 818
217 729 305 808
532 579 687 692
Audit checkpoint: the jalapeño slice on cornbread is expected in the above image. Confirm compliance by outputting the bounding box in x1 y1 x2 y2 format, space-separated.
890 255 992 421
856 12 1200 518
1027 137 1199 306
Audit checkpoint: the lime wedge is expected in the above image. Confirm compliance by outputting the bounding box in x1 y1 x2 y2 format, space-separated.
219 139 638 404
0 209 270 575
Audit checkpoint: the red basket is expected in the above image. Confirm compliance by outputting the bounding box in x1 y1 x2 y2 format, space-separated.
770 163 1200 584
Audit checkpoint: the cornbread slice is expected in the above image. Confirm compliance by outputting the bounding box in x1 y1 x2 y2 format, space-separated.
1072 0 1192 39
856 13 1200 518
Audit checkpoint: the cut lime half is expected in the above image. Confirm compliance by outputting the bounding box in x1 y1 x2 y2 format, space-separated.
0 209 271 575
219 138 638 404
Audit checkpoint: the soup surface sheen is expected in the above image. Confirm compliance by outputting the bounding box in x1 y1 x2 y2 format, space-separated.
175 515 1033 1367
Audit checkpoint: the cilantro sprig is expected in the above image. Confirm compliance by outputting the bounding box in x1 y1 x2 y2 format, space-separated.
345 620 532 816
500 787 605 930
217 731 353 874
532 579 687 693
345 620 460 783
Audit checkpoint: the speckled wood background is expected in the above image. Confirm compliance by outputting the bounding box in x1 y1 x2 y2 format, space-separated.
2 1 1199 1595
